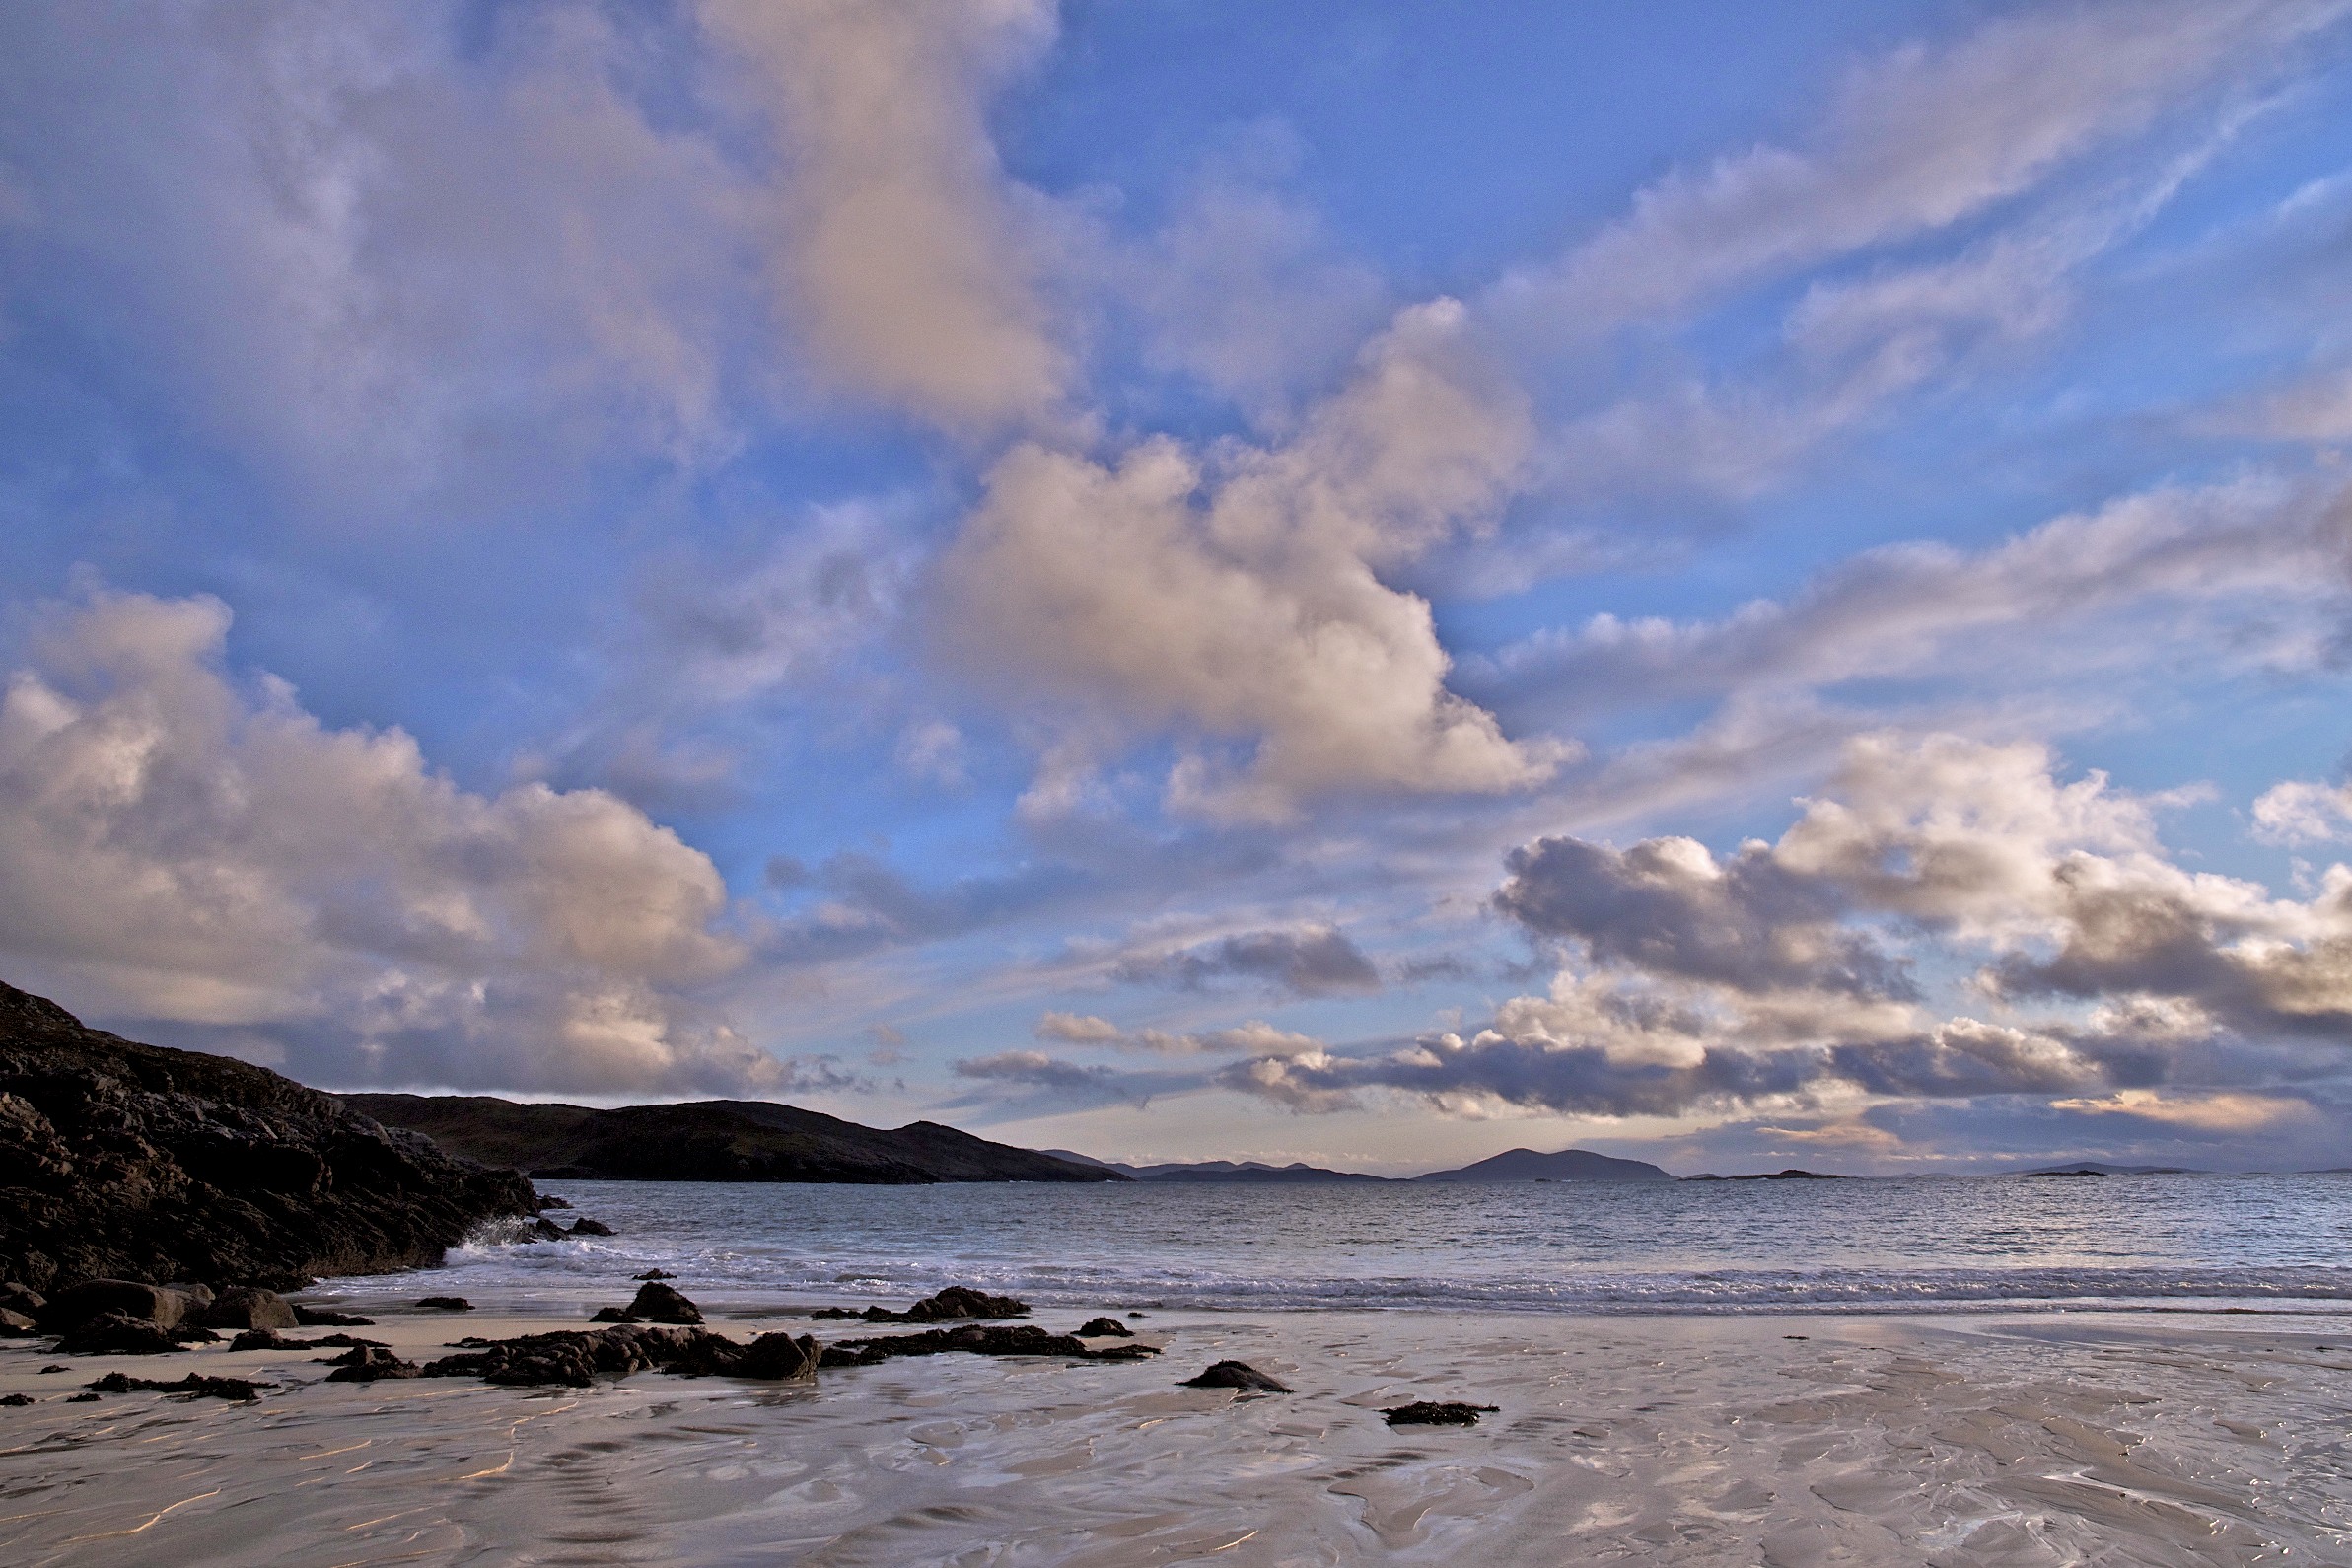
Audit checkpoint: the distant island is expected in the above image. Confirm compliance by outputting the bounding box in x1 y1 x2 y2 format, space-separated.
1046 1146 1677 1183
344 1095 1122 1185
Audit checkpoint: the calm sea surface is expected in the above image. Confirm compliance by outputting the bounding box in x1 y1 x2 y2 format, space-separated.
318 1174 2352 1317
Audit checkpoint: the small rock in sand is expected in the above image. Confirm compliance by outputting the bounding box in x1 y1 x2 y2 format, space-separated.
292 1306 375 1327
1382 1400 1498 1427
322 1345 422 1382
0 1392 31 1405
591 1281 704 1325
414 1296 473 1312
1179 1361 1291 1393
1076 1317 1132 1337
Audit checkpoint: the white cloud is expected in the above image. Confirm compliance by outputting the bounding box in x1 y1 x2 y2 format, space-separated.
2251 779 2352 844
1497 0 2342 335
0 591 773 1093
940 300 1563 819
698 0 1070 431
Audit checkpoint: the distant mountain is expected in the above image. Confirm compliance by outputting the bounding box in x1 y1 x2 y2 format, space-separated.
2014 1162 2201 1177
345 1095 1124 1184
1041 1151 1390 1183
1412 1147 1675 1183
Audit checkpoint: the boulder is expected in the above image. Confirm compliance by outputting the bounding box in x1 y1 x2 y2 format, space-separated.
1076 1317 1131 1337
38 1277 198 1334
1178 1361 1291 1393
322 1345 421 1382
56 1311 187 1355
197 1286 298 1331
0 1308 36 1336
737 1331 821 1381
292 1305 374 1327
0 1281 43 1316
567 1218 615 1237
619 1281 702 1324
1381 1400 1498 1427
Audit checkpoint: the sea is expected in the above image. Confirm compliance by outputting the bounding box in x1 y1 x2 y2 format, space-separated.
312 1172 2352 1319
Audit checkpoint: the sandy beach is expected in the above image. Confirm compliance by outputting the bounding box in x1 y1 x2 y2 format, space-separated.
4 1302 2349 1565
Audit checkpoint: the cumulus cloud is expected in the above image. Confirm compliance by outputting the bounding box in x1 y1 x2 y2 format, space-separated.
699 0 1068 430
1111 924 1380 997
2251 779 2352 844
1498 0 2341 334
0 591 774 1093
940 300 1562 818
1033 1012 1323 1059
1223 733 2352 1121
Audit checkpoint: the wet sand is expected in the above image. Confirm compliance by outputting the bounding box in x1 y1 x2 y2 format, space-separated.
3 1305 2349 1564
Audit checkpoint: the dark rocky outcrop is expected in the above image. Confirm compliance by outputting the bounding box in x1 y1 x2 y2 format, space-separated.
849 1286 1031 1325
89 1371 269 1402
37 1277 207 1333
567 1218 615 1237
1179 1361 1291 1392
420 1325 819 1388
0 983 537 1294
228 1328 383 1351
343 1093 1124 1184
414 1296 473 1312
1382 1400 1498 1426
591 1281 704 1324
817 1323 1159 1368
1076 1317 1131 1337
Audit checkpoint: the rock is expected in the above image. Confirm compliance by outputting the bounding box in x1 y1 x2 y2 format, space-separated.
229 1328 385 1352
322 1345 421 1382
1381 1400 1498 1427
617 1282 701 1324
0 1392 30 1405
567 1218 614 1237
0 983 537 1294
419 1324 818 1388
857 1286 1030 1324
589 1306 638 1323
291 1305 374 1327
56 1310 188 1355
89 1371 268 1402
67 1391 99 1401
1075 1317 1131 1337
414 1296 473 1312
1179 1361 1291 1392
809 1307 861 1319
37 1364 64 1374
0 1308 37 1336
819 1322 1160 1368
38 1277 199 1334
0 1281 43 1315
197 1286 298 1331
631 1268 674 1280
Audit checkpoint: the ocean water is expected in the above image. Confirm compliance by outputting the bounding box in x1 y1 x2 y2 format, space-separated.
316 1172 2352 1318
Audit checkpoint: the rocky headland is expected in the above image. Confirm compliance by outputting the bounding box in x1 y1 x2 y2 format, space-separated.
0 982 538 1294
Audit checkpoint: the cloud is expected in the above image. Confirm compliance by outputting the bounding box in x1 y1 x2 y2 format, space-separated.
1111 924 1381 997
953 1048 1122 1093
939 300 1563 819
2251 779 2352 844
1476 477 2352 730
1033 1012 1323 1058
1221 733 2352 1120
0 590 773 1094
1497 0 2342 335
698 0 1068 430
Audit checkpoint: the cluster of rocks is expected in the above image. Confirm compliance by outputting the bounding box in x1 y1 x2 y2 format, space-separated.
0 982 538 1293
810 1285 1031 1324
87 1371 269 1403
1382 1400 1499 1427
819 1322 1161 1368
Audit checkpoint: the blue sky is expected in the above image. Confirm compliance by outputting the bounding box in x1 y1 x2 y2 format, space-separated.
6 0 2352 1175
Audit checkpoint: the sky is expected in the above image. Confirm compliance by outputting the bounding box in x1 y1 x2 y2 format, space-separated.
5 0 2352 1176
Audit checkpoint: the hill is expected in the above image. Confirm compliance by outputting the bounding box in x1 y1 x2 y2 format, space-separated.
0 982 537 1292
346 1094 1125 1184
1043 1152 1391 1183
1413 1147 1675 1182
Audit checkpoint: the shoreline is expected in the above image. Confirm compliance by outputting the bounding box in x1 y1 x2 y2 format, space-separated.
6 1300 2349 1563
